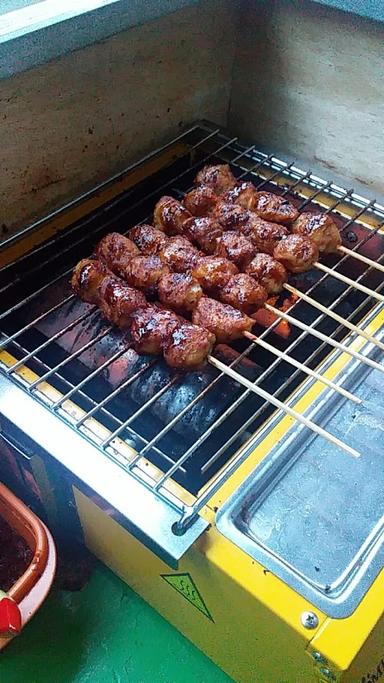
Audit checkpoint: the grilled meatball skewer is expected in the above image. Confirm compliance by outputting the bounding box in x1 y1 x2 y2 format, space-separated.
189 165 342 253
199 196 322 272
95 230 257 338
95 232 170 297
129 223 268 311
193 164 299 224
183 190 323 269
71 258 215 369
154 196 291 292
157 194 323 277
71 258 147 328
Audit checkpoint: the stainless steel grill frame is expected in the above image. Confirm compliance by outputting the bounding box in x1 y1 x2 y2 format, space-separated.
0 121 383 565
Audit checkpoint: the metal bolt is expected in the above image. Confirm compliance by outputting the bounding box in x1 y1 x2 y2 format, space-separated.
312 651 327 664
300 611 319 629
319 667 336 681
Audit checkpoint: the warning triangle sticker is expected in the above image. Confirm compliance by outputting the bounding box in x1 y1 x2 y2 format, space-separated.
161 572 214 622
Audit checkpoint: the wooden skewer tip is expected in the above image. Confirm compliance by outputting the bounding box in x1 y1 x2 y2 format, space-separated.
243 330 361 405
283 283 384 353
337 245 384 274
314 262 384 303
208 356 360 459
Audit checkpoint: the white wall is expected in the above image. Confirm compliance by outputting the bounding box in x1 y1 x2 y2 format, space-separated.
229 0 384 196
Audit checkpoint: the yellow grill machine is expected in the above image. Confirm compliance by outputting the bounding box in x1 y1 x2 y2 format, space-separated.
0 123 383 683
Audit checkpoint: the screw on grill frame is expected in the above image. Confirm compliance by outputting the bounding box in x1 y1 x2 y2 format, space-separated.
300 611 319 629
312 651 327 664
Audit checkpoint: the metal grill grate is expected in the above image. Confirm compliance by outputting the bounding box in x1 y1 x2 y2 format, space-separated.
0 121 383 533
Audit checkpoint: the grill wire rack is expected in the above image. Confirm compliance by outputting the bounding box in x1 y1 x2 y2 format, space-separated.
0 120 383 533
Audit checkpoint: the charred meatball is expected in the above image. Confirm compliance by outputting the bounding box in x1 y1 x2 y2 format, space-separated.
191 256 238 294
99 278 147 329
125 255 170 295
183 186 218 216
95 232 139 279
159 236 201 272
252 192 299 224
158 272 203 312
195 164 237 195
211 202 253 231
241 216 288 255
292 212 341 254
153 196 192 235
130 306 181 355
163 323 215 369
214 231 255 269
71 258 110 304
223 181 257 210
182 216 222 253
246 254 288 294
129 224 168 255
273 235 319 273
220 274 268 312
192 297 253 342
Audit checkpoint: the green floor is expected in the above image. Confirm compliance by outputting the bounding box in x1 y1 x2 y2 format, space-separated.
1 562 232 683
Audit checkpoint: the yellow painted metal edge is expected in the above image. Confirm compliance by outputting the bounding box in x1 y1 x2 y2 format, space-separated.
310 564 384 671
194 516 329 636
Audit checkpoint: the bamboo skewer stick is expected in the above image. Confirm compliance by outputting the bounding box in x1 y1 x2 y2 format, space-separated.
314 262 384 303
208 356 360 459
242 331 361 404
337 245 384 274
283 283 384 352
265 304 384 375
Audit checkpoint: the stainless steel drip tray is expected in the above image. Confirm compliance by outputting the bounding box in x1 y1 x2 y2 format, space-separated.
216 323 384 618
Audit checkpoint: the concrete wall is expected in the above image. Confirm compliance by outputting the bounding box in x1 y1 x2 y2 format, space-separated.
0 0 235 238
2 0 384 241
229 0 384 196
